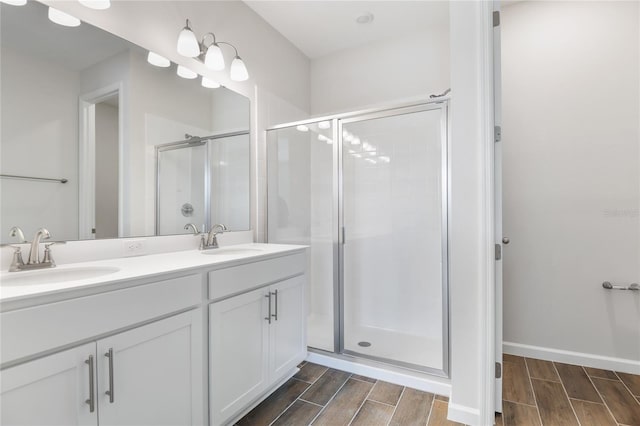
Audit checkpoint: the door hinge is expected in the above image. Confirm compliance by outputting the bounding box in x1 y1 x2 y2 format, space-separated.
494 126 502 143
495 244 502 261
493 11 501 27
495 362 502 379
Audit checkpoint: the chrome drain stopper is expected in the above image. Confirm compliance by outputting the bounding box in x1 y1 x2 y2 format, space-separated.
358 341 371 347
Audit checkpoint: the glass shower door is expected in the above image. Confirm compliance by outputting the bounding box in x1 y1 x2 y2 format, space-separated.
340 104 448 373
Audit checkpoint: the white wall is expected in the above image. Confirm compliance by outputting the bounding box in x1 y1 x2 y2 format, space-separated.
0 46 80 243
310 26 450 115
502 1 640 370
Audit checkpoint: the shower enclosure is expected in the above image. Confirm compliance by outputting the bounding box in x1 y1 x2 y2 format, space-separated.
156 131 250 235
267 102 449 375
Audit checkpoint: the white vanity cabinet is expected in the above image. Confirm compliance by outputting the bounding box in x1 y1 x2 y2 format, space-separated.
0 274 204 426
208 252 307 426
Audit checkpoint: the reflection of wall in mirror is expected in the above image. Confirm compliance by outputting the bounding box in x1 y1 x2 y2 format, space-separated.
0 46 80 244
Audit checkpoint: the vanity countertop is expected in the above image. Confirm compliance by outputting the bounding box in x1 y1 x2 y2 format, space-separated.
0 243 307 307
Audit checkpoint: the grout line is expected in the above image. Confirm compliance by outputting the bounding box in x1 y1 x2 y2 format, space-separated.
267 397 302 426
524 357 545 426
350 376 375 384
425 393 436 426
554 363 583 426
386 386 406 426
583 370 620 424
366 398 398 409
298 398 325 408
502 398 538 408
613 374 640 407
307 374 352 425
346 378 377 426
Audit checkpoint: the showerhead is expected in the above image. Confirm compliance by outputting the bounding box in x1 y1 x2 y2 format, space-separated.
185 133 202 143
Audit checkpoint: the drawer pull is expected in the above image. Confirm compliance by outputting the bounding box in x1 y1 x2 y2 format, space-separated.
85 355 95 413
105 348 115 403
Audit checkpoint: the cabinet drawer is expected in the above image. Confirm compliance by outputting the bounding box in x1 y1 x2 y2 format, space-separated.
1 274 202 366
208 252 305 301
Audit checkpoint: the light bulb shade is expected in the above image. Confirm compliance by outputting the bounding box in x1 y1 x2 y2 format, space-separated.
0 0 27 6
204 43 225 71
177 25 200 57
147 51 170 67
48 7 81 27
177 65 197 79
201 77 221 89
78 0 111 10
230 56 249 81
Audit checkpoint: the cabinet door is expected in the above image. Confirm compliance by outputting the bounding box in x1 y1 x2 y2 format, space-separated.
0 343 98 426
270 276 307 382
97 310 203 426
210 288 269 425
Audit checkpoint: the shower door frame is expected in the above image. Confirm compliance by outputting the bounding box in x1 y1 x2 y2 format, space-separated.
155 138 210 236
265 99 450 377
336 102 450 378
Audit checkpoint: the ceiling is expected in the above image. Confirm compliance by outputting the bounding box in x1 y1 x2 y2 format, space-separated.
243 1 450 59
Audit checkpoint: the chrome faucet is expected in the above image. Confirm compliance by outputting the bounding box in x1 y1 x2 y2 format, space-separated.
28 228 51 264
184 223 200 235
201 224 227 250
7 227 59 272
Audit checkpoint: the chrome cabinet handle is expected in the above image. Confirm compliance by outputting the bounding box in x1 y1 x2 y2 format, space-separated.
85 355 95 413
105 348 114 403
265 293 272 324
272 290 278 321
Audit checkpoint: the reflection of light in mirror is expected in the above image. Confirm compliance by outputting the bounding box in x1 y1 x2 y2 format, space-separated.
318 121 331 129
318 134 332 144
219 161 227 166
0 0 27 5
351 137 361 145
296 125 309 132
201 77 221 88
79 0 111 10
362 142 372 150
379 156 391 163
48 7 81 27
177 65 197 79
353 153 362 158
147 51 170 67
368 151 376 156
365 158 377 164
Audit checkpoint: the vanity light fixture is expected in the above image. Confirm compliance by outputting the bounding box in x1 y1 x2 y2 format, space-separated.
352 137 361 145
78 0 111 10
296 125 309 132
318 134 332 145
176 18 249 82
147 51 170 67
379 156 391 163
177 65 197 79
177 19 201 58
318 121 331 130
0 0 27 6
201 77 221 89
48 7 81 27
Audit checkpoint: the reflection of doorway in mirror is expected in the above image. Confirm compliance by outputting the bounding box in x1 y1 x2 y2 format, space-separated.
79 83 124 240
94 97 119 239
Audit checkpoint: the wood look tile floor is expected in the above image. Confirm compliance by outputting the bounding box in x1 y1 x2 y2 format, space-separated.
236 357 640 426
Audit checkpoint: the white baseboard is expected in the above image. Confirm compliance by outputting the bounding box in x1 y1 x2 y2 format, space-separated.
306 351 452 397
503 342 640 375
447 403 481 426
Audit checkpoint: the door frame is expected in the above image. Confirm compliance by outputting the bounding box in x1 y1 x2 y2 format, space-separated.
78 82 124 239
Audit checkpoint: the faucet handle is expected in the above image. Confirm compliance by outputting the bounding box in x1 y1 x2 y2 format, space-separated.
8 245 25 272
42 242 60 267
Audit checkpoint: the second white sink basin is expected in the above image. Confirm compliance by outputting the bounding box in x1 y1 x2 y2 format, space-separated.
1 266 121 287
201 247 264 256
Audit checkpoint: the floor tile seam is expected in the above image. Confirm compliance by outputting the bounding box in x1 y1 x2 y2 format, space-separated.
267 396 308 426
587 375 621 382
308 374 353 425
503 399 538 408
349 375 376 384
582 366 620 425
293 376 316 385
525 359 546 426
297 398 325 408
424 393 436 426
366 397 398 408
551 364 583 426
614 376 640 407
346 379 377 426
385 385 406 426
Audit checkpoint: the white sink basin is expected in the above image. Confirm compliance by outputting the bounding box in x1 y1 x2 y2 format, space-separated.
201 247 264 256
1 266 121 286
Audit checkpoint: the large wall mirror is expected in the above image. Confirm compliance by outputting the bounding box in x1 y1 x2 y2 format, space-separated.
0 1 251 244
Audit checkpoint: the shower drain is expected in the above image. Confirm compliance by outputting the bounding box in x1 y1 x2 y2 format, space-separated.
357 341 372 347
